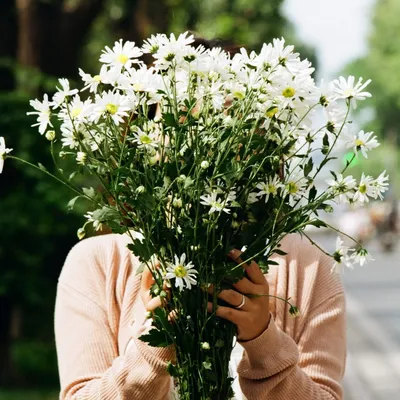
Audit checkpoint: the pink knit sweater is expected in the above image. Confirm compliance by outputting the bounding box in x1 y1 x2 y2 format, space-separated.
55 233 346 399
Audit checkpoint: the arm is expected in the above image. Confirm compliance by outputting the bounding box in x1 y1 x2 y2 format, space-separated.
55 282 173 399
238 293 346 400
55 238 174 400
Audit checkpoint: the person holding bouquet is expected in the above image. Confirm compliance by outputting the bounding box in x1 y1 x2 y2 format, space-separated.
52 36 353 400
8 32 384 399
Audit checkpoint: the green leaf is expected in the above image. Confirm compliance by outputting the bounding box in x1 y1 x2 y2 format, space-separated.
69 171 78 181
308 186 317 202
82 187 96 199
304 158 313 176
38 162 47 172
319 156 337 170
127 240 153 263
309 219 327 228
184 176 194 189
163 113 176 127
139 328 171 347
272 248 287 256
329 170 338 180
66 196 81 211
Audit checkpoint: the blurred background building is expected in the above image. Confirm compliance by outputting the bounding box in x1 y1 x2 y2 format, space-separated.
0 0 399 398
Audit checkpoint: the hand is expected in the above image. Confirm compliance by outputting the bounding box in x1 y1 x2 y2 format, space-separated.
140 264 166 312
207 249 271 342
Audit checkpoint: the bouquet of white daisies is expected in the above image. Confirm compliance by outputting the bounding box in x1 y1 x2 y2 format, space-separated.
2 32 387 399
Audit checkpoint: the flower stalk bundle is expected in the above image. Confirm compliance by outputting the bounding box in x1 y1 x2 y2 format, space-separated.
3 32 388 399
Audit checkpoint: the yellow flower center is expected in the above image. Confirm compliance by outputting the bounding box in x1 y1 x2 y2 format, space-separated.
282 87 296 98
287 182 298 194
93 75 101 82
140 134 153 144
133 83 144 92
106 103 118 115
233 91 245 100
355 139 365 147
266 107 279 118
174 265 187 278
71 108 82 118
117 54 129 64
268 184 277 195
359 184 367 194
343 89 353 98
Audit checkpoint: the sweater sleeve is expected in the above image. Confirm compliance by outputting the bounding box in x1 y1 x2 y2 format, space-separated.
55 238 174 399
237 293 346 400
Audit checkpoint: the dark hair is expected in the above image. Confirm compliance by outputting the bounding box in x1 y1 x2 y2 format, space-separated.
191 36 242 56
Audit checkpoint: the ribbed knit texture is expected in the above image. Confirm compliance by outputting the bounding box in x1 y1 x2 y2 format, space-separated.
55 233 346 399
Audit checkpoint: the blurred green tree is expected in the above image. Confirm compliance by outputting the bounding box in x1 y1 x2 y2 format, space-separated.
344 0 400 144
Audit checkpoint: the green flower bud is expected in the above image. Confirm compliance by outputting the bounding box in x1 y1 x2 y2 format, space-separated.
45 130 56 141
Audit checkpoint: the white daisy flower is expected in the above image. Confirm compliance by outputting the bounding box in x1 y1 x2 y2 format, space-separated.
100 39 142 71
164 253 198 291
256 176 283 202
52 78 79 108
284 172 308 202
131 127 159 150
332 76 372 109
94 91 132 125
247 192 259 205
84 211 103 231
326 174 357 204
332 237 354 274
79 65 109 93
60 95 93 124
200 192 231 215
142 33 169 54
345 130 380 159
353 174 375 204
151 32 195 70
0 137 12 174
352 248 374 267
27 94 53 134
372 171 389 200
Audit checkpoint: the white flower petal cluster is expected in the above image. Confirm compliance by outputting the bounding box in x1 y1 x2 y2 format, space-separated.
332 237 374 273
200 191 232 215
332 76 372 109
344 130 380 159
327 171 389 206
24 33 385 280
165 253 198 291
0 137 12 174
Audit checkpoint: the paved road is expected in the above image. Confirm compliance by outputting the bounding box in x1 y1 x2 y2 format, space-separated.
312 234 400 400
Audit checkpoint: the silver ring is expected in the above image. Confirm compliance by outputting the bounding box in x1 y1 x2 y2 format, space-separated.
235 294 246 309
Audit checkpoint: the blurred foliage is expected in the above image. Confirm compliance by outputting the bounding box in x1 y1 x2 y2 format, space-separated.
0 390 57 400
344 0 400 143
0 92 81 387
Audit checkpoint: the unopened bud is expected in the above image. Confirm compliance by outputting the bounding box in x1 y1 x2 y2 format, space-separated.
45 130 56 141
77 228 86 240
172 197 182 208
76 151 87 165
200 160 209 169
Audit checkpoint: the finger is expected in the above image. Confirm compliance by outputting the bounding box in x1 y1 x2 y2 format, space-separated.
229 249 266 285
232 277 255 294
168 309 178 323
207 302 242 324
245 260 267 285
140 267 156 305
216 289 249 311
228 249 248 267
146 296 163 312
